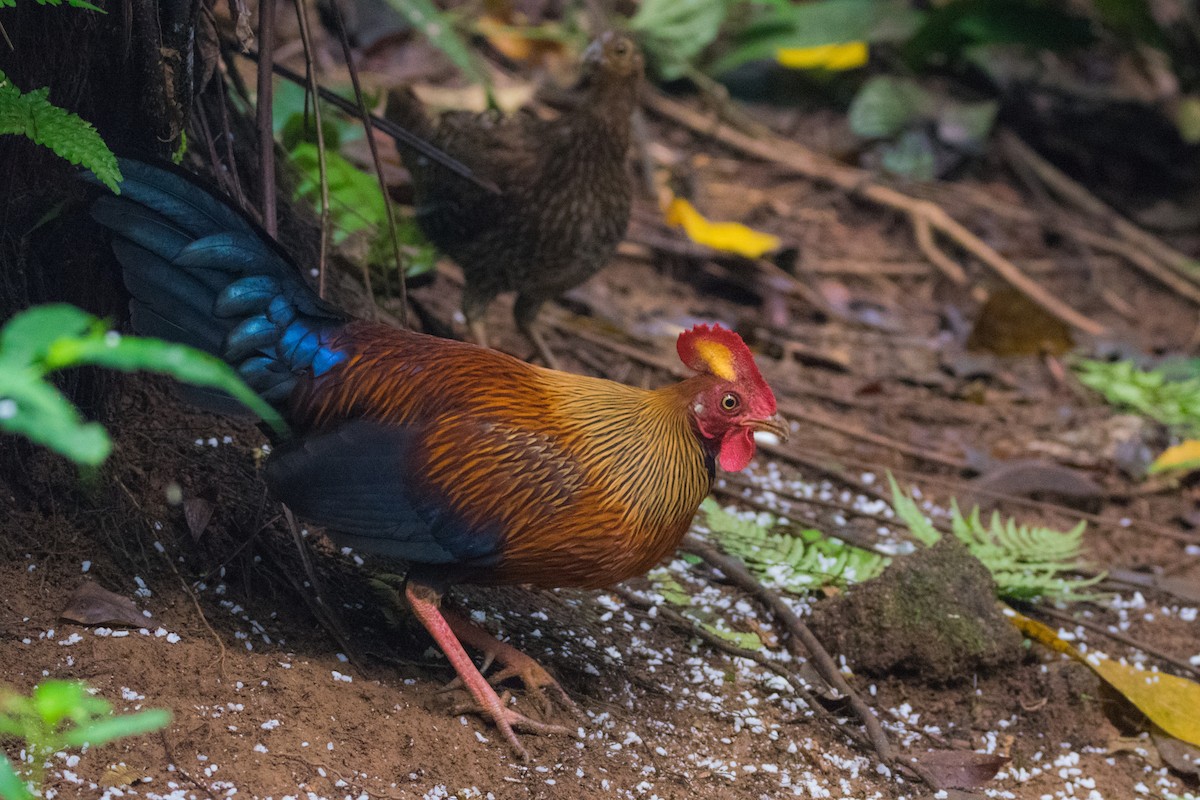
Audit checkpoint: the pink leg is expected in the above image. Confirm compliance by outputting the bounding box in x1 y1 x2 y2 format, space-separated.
404 580 568 760
440 606 579 716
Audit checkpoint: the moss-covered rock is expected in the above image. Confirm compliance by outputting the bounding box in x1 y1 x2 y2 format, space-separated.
810 537 1022 683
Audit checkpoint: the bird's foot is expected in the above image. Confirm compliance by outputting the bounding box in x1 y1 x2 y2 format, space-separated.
449 690 574 750
439 608 581 719
406 579 574 760
485 650 581 719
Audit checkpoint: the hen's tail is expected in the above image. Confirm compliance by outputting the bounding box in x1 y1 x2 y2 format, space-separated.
84 159 348 406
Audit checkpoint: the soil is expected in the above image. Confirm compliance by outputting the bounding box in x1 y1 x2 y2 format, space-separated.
4 57 1200 800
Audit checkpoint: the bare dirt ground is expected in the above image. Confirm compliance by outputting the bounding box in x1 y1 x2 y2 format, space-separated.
4 89 1200 800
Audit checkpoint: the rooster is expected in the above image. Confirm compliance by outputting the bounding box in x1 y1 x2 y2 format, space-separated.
85 159 785 759
386 32 642 368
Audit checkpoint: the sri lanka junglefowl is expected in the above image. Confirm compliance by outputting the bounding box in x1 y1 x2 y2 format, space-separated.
84 159 785 760
385 31 642 368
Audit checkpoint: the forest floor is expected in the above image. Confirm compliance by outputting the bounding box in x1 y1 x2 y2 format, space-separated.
4 36 1200 800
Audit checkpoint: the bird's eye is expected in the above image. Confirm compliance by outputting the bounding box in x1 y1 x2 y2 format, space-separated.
613 41 628 56
721 393 740 412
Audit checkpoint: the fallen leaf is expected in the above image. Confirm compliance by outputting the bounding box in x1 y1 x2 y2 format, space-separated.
664 196 781 259
1149 440 1200 475
1152 726 1200 777
60 581 147 627
967 288 1073 356
100 763 146 789
183 497 214 542
1010 609 1200 747
776 42 868 71
477 16 568 68
912 749 1008 790
967 459 1104 512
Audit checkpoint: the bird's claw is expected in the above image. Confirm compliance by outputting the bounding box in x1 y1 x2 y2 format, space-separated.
449 691 574 760
486 660 582 720
439 651 497 694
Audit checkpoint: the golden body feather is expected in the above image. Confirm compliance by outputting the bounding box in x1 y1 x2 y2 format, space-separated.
289 322 715 588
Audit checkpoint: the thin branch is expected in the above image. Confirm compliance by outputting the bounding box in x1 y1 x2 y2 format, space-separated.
1028 604 1200 679
681 534 894 763
325 0 402 315
997 129 1200 291
912 214 967 285
255 0 278 236
291 0 331 298
245 55 499 196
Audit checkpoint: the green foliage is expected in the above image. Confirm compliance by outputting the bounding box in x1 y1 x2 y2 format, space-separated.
287 142 437 278
0 680 170 798
0 0 104 10
0 304 287 467
647 567 765 650
698 498 887 591
276 83 437 278
648 499 886 651
1074 358 1200 435
847 74 996 178
630 0 733 80
887 474 1105 601
849 75 996 143
0 69 120 192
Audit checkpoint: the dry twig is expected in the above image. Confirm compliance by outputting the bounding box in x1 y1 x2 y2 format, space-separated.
610 587 875 751
681 534 894 762
997 130 1200 291
255 0 278 236
1029 604 1200 679
642 90 1106 336
290 0 331 298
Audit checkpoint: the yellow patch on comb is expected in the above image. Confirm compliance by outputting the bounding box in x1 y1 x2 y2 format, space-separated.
694 339 736 380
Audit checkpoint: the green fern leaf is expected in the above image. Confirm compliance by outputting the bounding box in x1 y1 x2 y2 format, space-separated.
697 498 888 593
0 69 121 192
887 474 1106 601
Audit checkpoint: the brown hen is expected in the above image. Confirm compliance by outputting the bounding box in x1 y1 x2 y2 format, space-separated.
387 32 643 366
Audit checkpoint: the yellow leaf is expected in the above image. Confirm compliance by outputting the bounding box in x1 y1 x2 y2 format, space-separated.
1009 608 1200 747
664 196 781 259
776 42 869 71
1149 440 1200 474
476 11 567 67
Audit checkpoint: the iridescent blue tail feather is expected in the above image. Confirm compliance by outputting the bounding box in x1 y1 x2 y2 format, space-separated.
84 159 348 407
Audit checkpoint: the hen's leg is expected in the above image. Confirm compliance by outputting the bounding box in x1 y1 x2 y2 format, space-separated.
513 294 560 370
462 289 492 350
404 577 568 760
440 606 580 717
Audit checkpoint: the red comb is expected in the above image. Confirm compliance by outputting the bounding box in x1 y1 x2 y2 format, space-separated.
676 324 773 404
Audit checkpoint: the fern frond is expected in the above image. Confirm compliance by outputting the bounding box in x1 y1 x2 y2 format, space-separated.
885 473 941 546
0 69 120 192
887 475 1106 601
697 498 888 594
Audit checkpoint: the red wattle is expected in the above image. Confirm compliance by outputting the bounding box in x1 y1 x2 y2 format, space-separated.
718 429 756 472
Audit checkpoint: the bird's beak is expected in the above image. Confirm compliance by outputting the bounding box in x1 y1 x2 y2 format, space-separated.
582 36 606 66
745 414 789 445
